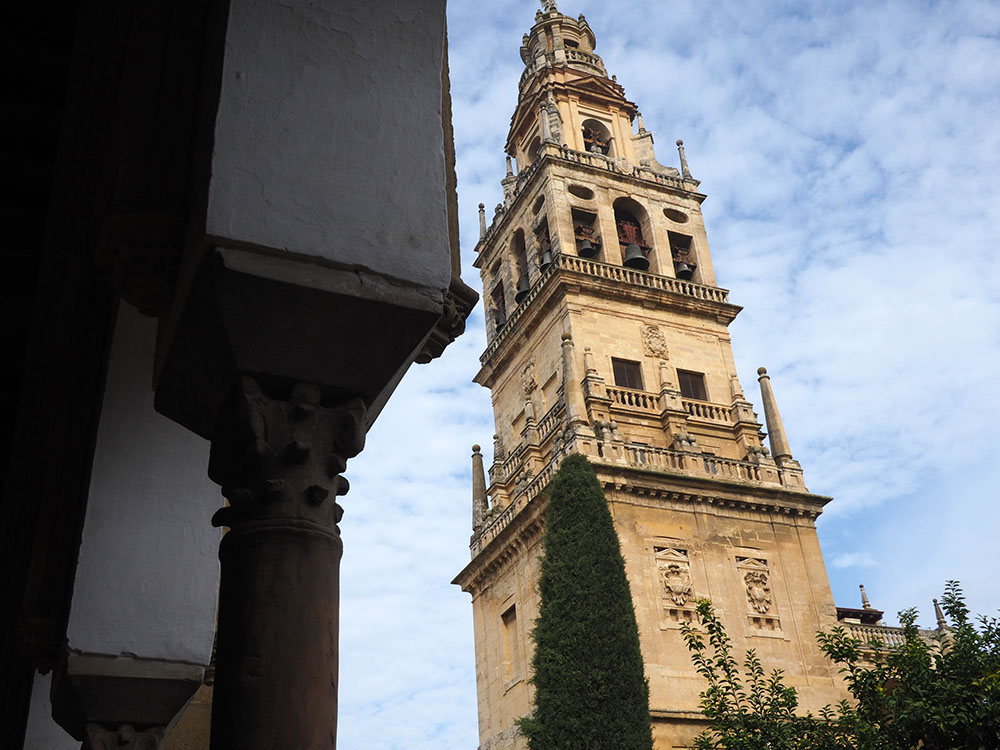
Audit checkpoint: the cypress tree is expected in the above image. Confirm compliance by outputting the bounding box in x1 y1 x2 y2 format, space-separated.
519 453 653 750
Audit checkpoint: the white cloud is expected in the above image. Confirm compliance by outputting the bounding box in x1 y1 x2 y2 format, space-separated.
337 1 1000 746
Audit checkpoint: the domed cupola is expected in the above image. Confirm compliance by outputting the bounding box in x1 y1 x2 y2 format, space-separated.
518 1 607 92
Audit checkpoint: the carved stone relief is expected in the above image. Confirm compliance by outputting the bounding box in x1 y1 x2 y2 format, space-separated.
642 325 668 358
521 359 537 394
655 546 692 607
737 557 773 615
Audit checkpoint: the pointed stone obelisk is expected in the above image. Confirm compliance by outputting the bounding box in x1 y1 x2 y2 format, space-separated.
757 367 793 460
471 444 488 534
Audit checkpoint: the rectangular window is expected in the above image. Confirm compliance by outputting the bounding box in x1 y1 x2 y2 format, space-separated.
501 605 521 685
677 369 708 400
612 358 644 390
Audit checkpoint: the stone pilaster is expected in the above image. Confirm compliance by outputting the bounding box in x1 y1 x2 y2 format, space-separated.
207 376 367 750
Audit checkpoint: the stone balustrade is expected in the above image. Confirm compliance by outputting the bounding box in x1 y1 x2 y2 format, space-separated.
607 386 659 412
481 253 731 364
536 399 566 440
625 444 763 483
683 399 732 422
847 623 908 649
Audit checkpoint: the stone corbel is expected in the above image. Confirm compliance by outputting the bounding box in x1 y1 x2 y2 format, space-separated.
415 276 479 364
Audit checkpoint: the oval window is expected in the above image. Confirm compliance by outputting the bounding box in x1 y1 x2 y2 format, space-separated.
568 184 594 200
663 208 689 224
532 194 545 214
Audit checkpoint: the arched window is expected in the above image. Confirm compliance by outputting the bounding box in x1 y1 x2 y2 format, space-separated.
511 229 530 301
581 118 612 156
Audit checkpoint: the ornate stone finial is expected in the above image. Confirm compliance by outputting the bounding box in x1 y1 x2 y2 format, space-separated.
478 203 487 239
860 584 872 610
540 0 557 12
583 346 596 374
676 139 692 179
471 444 488 533
756 366 793 461
636 112 646 133
505 155 514 177
730 374 744 400
561 331 572 341
611 74 616 82
934 598 948 629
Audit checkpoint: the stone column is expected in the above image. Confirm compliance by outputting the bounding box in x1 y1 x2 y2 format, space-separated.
206 377 366 750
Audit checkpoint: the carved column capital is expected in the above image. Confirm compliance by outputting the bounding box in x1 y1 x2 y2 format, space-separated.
85 724 164 750
208 376 367 533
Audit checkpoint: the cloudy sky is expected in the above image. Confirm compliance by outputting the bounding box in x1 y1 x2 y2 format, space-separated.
338 2 1000 747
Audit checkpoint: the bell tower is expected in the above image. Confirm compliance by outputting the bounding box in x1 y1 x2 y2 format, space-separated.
454 4 846 749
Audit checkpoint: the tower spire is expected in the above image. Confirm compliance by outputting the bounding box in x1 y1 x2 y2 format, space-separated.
471 444 488 533
933 597 948 629
676 139 692 179
757 367 793 460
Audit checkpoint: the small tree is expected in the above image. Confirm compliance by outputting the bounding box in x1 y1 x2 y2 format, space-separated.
681 599 857 750
818 580 1000 750
518 454 653 750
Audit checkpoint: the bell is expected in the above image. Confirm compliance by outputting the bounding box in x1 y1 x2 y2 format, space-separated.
622 243 649 271
538 249 553 271
494 309 506 330
673 261 693 280
577 239 599 258
514 277 530 304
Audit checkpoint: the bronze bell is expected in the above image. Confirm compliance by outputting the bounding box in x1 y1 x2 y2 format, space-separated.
538 249 553 271
514 277 530 304
577 239 599 258
673 261 693 280
494 309 507 330
622 243 649 271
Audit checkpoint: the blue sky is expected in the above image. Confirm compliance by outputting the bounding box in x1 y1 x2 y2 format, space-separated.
337 2 1000 747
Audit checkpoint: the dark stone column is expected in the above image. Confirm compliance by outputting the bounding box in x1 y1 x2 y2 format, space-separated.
206 377 366 750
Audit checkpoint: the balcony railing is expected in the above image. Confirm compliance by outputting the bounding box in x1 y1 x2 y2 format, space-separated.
481 253 731 365
607 386 659 412
683 399 732 422
624 444 763 483
847 623 908 649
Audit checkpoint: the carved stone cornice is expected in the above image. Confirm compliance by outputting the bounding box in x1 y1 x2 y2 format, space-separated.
85 723 164 750
208 376 367 533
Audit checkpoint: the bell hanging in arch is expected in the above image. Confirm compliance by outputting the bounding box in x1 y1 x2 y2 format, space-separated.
538 249 553 272
673 261 694 280
514 277 530 304
577 239 599 258
622 243 649 271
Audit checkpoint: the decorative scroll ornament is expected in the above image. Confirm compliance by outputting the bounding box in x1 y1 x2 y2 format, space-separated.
521 359 537 394
744 570 773 614
642 325 668 358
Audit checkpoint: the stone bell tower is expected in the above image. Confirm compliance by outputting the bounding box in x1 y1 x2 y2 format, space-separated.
453 4 846 749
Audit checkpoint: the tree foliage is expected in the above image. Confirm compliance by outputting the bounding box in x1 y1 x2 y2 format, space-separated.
683 582 1000 750
818 580 1000 750
518 454 653 750
681 599 856 750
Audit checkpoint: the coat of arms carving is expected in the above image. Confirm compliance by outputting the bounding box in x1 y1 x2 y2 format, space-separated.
660 562 692 606
521 360 536 394
744 570 772 614
642 325 668 358
655 545 692 607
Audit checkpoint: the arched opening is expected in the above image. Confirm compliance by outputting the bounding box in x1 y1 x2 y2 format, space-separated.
511 229 530 303
526 135 542 163
613 197 654 270
581 118 612 156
